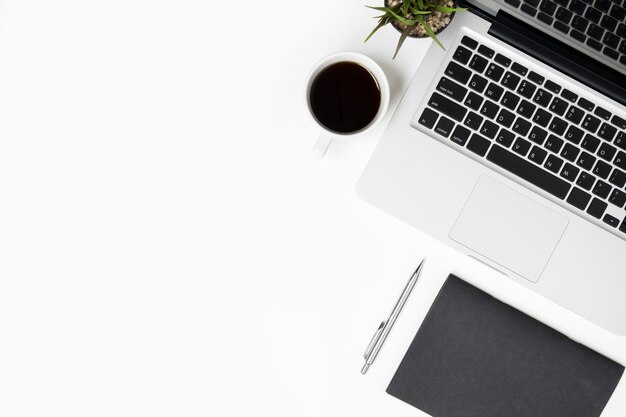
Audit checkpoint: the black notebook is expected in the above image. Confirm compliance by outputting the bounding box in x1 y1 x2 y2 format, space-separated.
387 275 624 417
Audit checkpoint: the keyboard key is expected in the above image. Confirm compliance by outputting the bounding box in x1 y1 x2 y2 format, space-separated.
488 145 571 198
585 7 602 23
582 114 601 132
513 137 533 156
485 63 505 82
611 116 626 130
570 29 587 42
602 47 619 60
581 134 600 152
538 12 555 24
478 45 495 58
529 126 548 144
593 179 612 198
593 160 612 179
418 107 439 128
609 169 626 187
614 151 626 170
610 4 626 20
512 118 532 136
529 146 548 164
435 116 455 137
596 0 611 12
600 14 617 32
587 38 603 51
464 112 484 130
554 20 570 33
544 80 562 94
618 23 626 37
540 0 558 14
598 142 617 161
609 189 626 207
467 134 492 156
620 221 626 234
501 91 521 110
548 117 568 135
616 132 626 150
461 36 478 50
561 143 581 161
577 151 597 170
437 77 468 102
545 154 565 173
429 92 468 122
533 89 553 107
453 45 473 64
511 62 528 76
565 105 585 124
469 54 489 73
494 53 512 67
480 120 500 139
571 15 589 33
485 83 505 102
577 171 596 190
517 80 537 99
469 74 489 93
464 92 484 111
516 99 537 118
496 108 516 128
505 0 522 5
594 106 611 120
545 135 564 153
578 97 595 111
501 72 521 90
521 3 538 15
525 0 541 7
496 129 516 147
528 71 545 85
451 125 472 146
587 23 605 40
565 125 585 144
533 108 553 127
548 97 568 115
597 122 617 141
587 198 608 218
569 0 587 14
445 61 472 84
603 32 620 49
555 7 573 23
561 163 580 181
481 100 500 119
567 187 592 210
603 214 620 227
561 89 578 103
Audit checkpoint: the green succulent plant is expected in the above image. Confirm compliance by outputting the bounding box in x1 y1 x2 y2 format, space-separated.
365 0 466 58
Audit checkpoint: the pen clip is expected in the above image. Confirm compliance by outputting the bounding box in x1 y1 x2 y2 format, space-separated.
364 320 386 359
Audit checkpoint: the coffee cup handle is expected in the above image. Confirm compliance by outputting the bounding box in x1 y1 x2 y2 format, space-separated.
313 133 333 158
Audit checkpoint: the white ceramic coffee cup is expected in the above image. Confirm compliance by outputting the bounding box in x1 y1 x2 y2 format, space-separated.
305 52 390 158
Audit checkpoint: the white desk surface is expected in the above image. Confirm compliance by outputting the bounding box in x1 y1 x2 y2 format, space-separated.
0 1 624 415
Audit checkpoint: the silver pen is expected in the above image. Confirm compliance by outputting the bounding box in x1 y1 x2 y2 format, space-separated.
361 260 425 375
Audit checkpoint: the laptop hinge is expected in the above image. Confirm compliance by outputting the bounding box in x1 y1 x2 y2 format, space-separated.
487 10 626 107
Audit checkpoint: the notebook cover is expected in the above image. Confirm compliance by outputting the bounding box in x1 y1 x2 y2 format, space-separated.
386 275 624 417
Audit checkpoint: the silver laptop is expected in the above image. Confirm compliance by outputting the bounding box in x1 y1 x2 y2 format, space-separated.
357 0 626 334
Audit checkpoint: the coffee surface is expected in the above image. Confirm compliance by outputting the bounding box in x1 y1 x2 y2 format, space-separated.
310 62 381 134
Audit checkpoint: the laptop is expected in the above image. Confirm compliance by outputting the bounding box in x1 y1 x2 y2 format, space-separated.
357 0 626 334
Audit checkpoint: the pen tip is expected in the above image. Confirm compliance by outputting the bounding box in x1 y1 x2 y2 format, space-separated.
361 363 370 375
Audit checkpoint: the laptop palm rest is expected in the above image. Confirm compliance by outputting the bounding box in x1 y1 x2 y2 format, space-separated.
450 176 569 282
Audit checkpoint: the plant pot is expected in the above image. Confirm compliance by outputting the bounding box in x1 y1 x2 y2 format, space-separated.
384 0 456 38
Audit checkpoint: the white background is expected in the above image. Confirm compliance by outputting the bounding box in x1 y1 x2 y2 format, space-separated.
0 1 624 416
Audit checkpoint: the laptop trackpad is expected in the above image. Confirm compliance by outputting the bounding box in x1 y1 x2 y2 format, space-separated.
450 176 568 282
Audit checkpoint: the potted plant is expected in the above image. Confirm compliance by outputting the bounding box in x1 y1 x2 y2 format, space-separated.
365 0 466 58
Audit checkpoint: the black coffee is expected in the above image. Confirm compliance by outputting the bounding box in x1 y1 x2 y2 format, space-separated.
310 62 381 134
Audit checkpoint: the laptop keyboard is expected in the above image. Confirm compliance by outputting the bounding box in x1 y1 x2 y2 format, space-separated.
499 0 626 68
416 34 626 240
